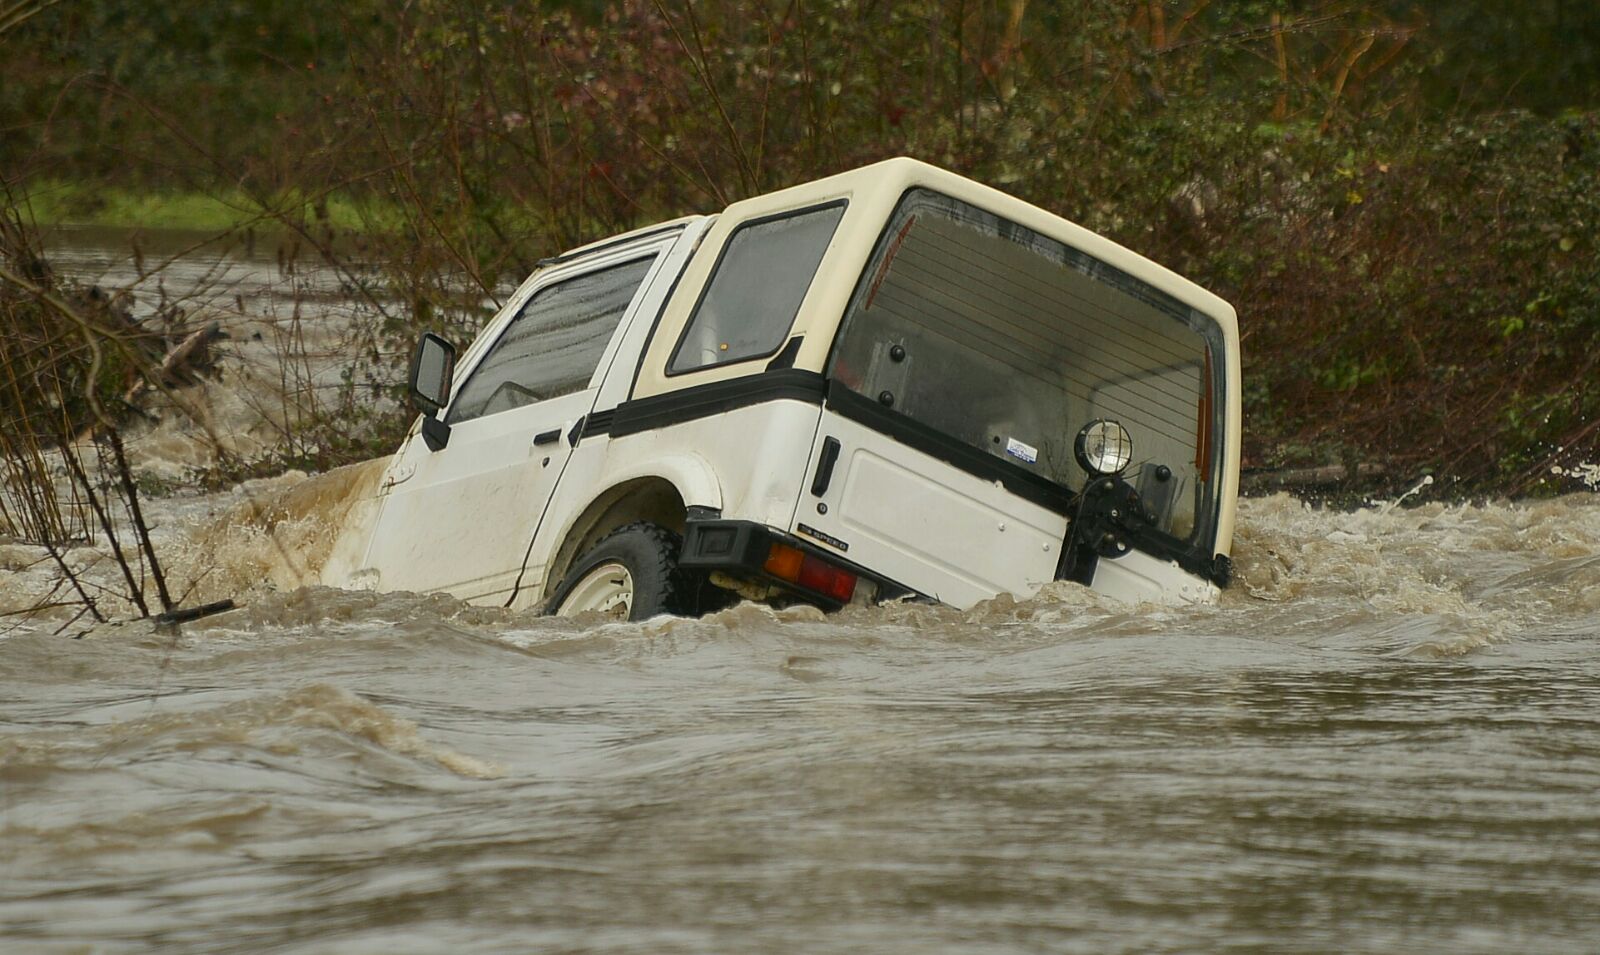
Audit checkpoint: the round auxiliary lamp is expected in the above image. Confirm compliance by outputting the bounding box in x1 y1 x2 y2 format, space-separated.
1074 419 1133 477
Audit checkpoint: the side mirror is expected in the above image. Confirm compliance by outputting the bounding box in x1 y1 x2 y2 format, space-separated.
408 333 456 415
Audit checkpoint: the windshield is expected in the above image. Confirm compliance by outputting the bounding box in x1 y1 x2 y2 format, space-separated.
828 189 1226 548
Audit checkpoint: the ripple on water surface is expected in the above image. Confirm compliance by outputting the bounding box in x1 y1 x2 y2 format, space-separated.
5 490 1600 953
8 229 1598 951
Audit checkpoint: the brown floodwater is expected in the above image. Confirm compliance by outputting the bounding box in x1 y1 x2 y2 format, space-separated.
3 231 1599 953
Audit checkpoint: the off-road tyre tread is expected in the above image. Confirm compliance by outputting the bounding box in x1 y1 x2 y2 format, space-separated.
548 521 689 621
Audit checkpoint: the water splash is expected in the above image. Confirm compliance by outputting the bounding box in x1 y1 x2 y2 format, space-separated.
1551 460 1600 491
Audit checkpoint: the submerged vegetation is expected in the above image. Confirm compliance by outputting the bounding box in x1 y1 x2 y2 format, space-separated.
2 0 1599 499
0 195 179 625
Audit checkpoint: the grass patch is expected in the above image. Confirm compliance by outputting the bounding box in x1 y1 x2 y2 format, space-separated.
20 180 398 234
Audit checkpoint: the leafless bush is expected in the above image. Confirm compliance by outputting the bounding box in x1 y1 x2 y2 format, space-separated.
0 194 177 627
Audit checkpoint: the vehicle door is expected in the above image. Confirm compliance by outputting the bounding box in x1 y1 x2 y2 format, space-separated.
793 192 1078 608
360 241 673 604
794 189 1223 608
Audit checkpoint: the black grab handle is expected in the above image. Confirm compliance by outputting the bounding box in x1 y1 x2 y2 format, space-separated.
811 436 841 496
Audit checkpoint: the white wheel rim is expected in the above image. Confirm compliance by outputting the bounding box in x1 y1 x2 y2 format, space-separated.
556 561 634 618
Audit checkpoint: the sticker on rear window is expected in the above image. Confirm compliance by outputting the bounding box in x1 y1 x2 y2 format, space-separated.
1004 437 1038 464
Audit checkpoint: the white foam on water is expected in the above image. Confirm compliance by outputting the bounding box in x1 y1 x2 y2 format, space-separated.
164 458 389 604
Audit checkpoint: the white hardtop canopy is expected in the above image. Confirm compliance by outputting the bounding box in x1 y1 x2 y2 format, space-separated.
628 157 1242 560
631 156 1237 396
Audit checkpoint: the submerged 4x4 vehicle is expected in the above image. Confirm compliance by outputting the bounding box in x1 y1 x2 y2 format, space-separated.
351 158 1241 619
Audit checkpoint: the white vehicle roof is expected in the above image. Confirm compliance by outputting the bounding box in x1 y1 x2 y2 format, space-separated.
633 157 1238 397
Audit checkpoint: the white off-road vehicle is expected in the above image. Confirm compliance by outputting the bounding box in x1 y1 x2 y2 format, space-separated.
353 158 1241 619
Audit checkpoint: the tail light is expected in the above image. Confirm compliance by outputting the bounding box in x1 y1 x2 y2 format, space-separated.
763 543 857 603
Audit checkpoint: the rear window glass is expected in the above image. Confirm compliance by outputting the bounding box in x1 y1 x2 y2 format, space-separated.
669 203 844 374
829 189 1223 543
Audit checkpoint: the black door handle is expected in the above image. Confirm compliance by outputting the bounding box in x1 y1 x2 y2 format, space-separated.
811 437 841 496
533 428 561 446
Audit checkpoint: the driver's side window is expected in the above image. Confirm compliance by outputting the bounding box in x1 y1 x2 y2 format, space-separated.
446 256 654 425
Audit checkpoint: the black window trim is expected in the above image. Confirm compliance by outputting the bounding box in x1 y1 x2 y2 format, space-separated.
823 381 1080 516
625 221 711 403
663 198 849 378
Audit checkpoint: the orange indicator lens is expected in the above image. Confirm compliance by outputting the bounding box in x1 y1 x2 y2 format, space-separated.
764 543 805 581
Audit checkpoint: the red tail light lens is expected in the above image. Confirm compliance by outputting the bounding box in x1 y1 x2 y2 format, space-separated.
764 543 857 603
798 554 856 602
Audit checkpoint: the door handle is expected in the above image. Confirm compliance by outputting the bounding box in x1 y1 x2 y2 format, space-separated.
533 428 561 446
811 436 841 496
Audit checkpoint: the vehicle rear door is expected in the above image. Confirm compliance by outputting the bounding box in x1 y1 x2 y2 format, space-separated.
791 194 1080 608
794 188 1223 608
796 396 1069 610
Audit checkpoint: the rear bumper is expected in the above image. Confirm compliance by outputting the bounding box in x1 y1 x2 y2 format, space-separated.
679 518 911 609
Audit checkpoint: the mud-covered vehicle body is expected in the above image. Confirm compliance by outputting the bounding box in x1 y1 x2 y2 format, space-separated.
354 158 1241 618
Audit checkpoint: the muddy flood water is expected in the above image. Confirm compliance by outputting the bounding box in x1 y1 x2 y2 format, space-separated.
4 232 1600 953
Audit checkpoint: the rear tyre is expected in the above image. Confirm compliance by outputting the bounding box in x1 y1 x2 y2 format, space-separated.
548 522 686 621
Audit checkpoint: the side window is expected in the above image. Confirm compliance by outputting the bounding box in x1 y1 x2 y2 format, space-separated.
668 203 844 374
446 256 654 425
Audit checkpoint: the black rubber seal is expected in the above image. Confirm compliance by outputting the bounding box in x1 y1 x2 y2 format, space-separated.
606 369 827 438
